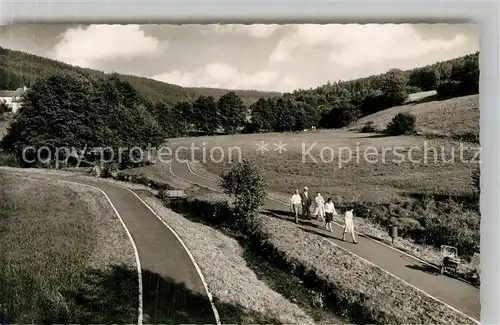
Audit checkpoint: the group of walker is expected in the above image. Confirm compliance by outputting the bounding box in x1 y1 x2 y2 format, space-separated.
290 187 357 244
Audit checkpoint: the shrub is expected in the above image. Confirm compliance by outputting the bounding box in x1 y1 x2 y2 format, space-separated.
420 210 479 258
360 121 377 133
241 122 257 134
321 107 361 129
0 100 9 114
405 85 422 94
392 217 424 239
251 216 476 325
100 162 119 178
219 159 266 226
386 113 416 136
113 171 173 191
437 81 462 97
453 131 479 143
162 196 234 227
339 196 479 258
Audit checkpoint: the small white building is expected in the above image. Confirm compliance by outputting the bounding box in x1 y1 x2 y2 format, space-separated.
0 86 28 113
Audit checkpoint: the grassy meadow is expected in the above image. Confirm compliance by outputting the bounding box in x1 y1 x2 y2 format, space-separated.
170 130 478 201
166 94 480 260
0 172 138 324
352 94 479 141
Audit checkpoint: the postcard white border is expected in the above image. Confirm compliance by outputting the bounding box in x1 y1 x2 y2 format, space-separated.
0 0 496 323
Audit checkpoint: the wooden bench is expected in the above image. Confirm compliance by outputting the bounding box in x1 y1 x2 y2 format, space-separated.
163 189 185 198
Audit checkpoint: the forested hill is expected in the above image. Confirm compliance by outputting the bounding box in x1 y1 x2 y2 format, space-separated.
0 46 281 106
246 51 478 133
0 44 478 121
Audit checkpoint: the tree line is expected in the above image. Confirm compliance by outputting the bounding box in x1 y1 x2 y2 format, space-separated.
1 73 165 168
0 72 251 167
249 51 478 133
0 52 479 167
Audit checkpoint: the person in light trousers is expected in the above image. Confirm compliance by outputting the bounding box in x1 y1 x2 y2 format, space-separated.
342 206 358 244
314 192 326 221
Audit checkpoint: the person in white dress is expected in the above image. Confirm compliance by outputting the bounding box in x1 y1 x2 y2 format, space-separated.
324 198 337 231
314 192 326 221
342 206 358 244
290 189 302 224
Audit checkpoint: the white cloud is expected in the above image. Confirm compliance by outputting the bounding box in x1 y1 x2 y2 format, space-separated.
269 24 468 67
52 25 164 68
200 24 279 38
151 63 287 91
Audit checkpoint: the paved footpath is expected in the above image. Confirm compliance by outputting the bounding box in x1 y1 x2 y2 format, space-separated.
170 160 481 322
0 170 218 325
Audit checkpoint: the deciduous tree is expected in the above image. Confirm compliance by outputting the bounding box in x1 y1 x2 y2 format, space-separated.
219 159 267 225
217 91 246 134
192 95 219 135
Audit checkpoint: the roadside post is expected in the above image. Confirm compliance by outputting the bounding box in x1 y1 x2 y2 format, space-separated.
389 225 398 245
0 303 6 325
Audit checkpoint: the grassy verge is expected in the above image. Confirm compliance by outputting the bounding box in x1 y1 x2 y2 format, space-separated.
252 215 476 325
156 190 475 325
138 192 344 324
1 162 478 323
0 152 20 167
240 188 479 282
0 172 137 324
0 112 11 137
1 168 335 324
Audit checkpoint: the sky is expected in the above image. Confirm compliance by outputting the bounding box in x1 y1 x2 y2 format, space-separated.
0 23 479 93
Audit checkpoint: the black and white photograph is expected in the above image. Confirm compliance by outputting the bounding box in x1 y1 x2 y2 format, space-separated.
0 23 480 325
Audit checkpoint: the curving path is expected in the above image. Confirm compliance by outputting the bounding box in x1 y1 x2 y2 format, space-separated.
0 170 219 325
169 159 481 323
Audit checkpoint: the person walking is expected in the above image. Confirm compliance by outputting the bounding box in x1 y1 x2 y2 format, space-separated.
324 198 337 232
314 192 326 221
301 187 312 220
342 206 358 244
290 189 302 224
